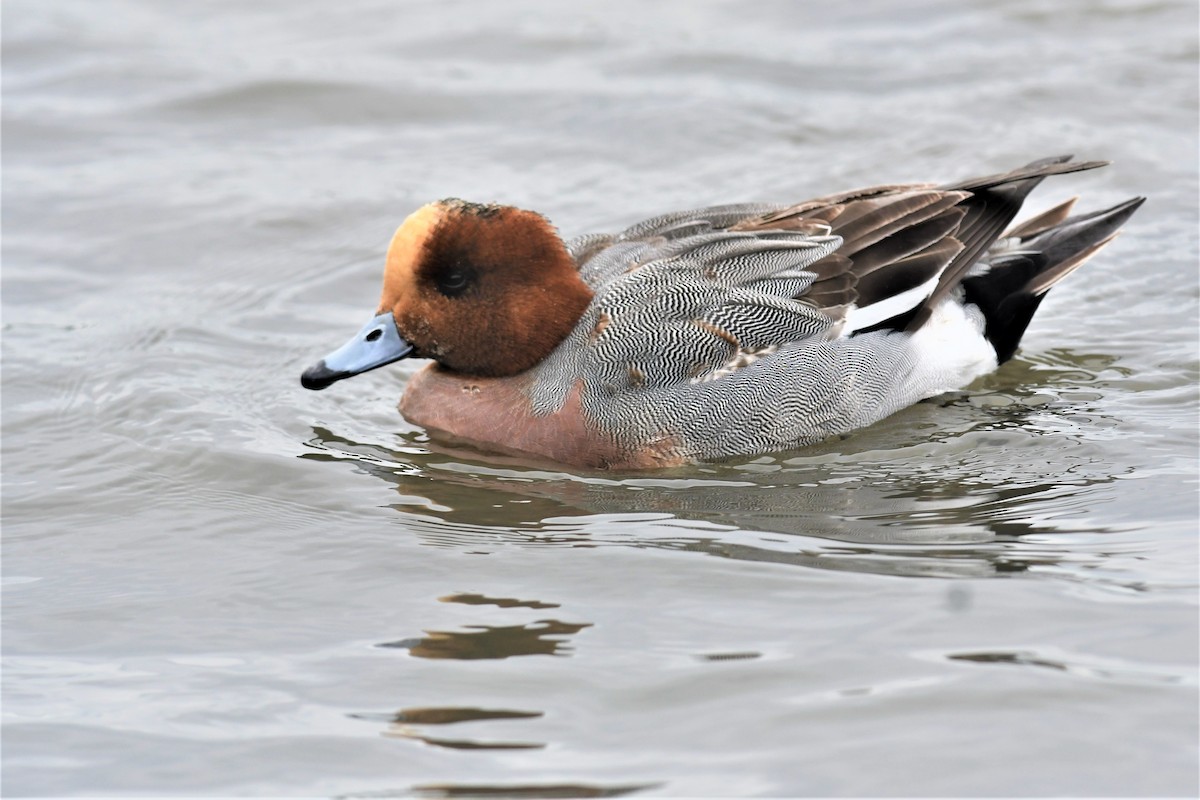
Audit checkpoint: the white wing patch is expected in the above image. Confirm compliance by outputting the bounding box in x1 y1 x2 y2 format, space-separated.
841 273 942 335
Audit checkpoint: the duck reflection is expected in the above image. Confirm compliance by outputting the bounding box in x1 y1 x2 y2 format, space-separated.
301 350 1127 581
945 648 1192 685
378 619 590 660
409 782 658 798
376 592 589 660
349 706 544 751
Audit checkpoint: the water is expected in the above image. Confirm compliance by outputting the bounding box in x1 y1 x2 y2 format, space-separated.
3 0 1197 796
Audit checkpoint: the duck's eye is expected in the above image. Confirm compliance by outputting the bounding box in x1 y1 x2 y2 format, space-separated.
435 268 473 297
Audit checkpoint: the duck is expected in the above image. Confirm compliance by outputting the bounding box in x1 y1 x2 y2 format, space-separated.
301 156 1143 469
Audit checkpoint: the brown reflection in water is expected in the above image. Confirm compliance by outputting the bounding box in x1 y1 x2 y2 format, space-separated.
697 651 761 662
378 619 590 660
950 650 1070 670
440 592 559 609
412 783 658 798
947 649 1189 684
404 735 541 750
349 706 545 751
379 707 542 725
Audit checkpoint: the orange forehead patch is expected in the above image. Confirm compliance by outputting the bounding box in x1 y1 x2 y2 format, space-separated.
379 203 445 313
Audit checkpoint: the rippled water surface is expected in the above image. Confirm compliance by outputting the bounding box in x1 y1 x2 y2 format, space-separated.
4 0 1198 796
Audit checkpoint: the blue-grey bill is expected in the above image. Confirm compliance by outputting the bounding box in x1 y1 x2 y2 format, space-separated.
301 312 414 390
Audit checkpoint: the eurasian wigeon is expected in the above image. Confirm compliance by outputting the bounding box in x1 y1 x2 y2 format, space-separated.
302 156 1143 469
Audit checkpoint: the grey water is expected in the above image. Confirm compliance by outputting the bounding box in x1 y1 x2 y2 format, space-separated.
3 0 1197 796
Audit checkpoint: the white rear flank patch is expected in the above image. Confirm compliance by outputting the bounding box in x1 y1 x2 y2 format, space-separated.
909 298 998 397
842 273 941 335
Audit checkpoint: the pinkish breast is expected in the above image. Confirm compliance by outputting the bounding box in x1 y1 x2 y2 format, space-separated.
398 364 685 470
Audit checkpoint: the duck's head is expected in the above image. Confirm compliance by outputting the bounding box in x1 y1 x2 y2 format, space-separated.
301 199 593 390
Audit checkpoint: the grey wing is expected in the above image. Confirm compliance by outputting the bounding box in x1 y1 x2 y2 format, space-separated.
568 213 846 397
565 202 792 289
564 193 964 351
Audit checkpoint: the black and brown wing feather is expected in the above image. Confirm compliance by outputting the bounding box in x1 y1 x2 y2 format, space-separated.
731 155 1140 361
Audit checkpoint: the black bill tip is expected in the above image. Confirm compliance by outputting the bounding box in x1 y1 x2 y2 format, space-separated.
300 361 346 391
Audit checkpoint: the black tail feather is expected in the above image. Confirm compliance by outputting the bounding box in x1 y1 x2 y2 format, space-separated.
963 196 1145 363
